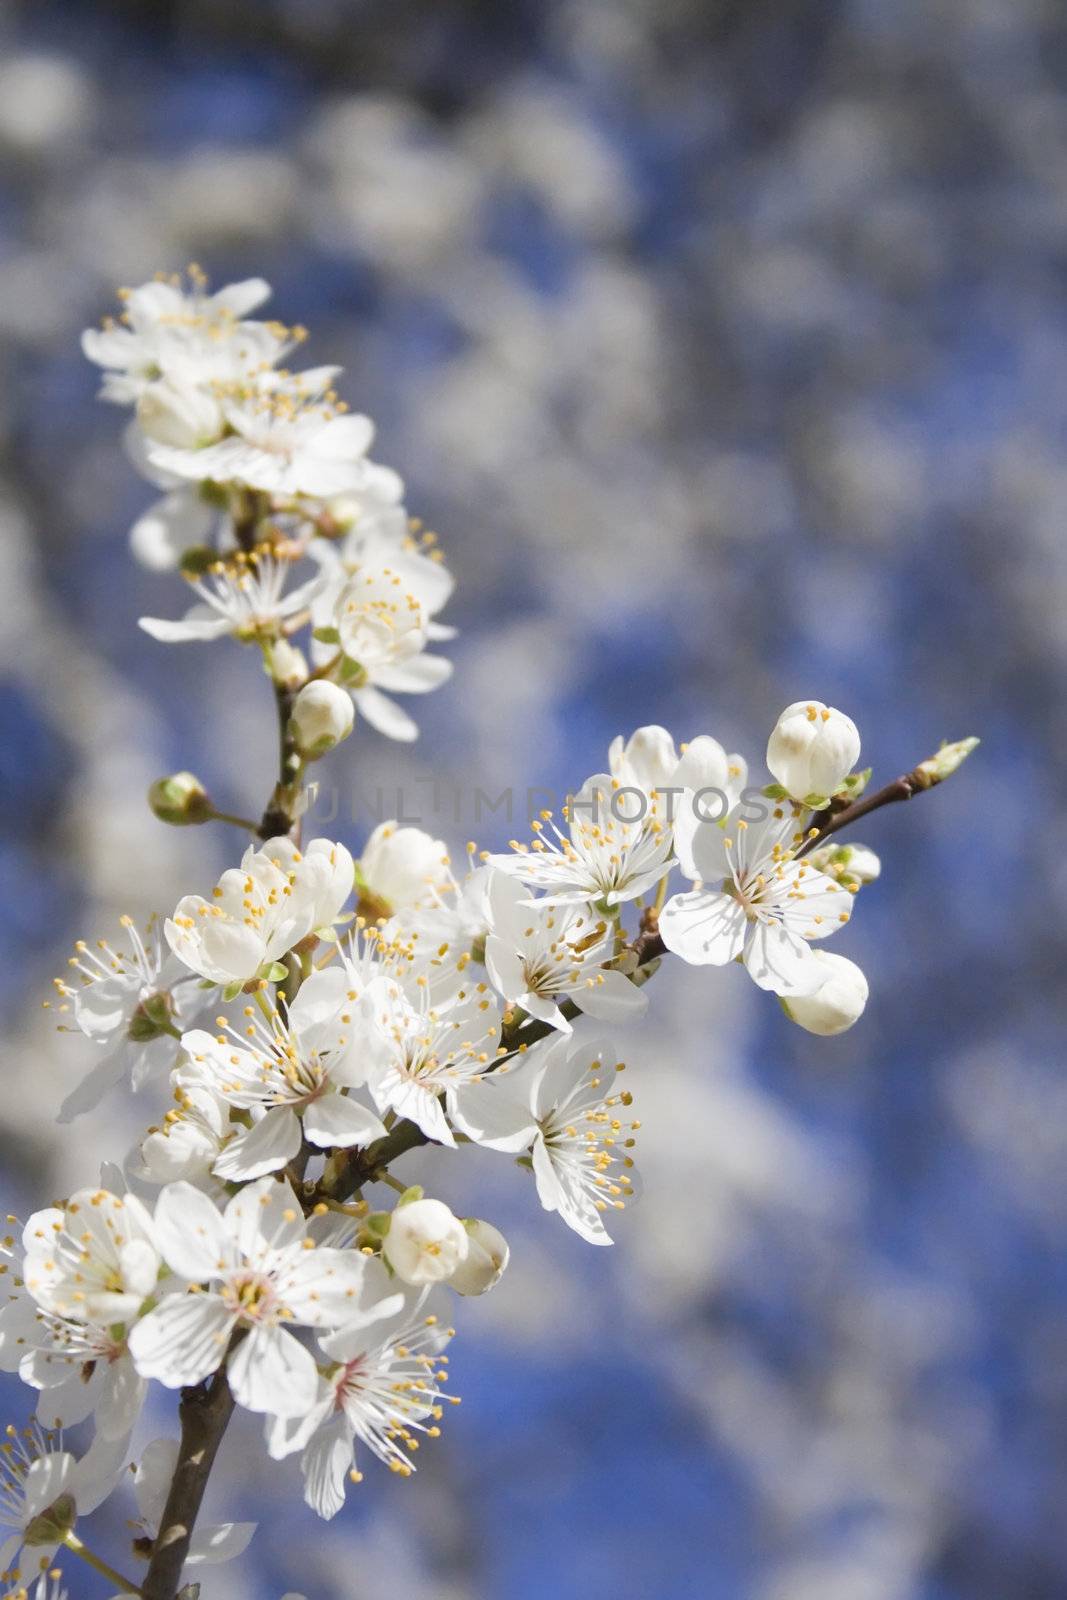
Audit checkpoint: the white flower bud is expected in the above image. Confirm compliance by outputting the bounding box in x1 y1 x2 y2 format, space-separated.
449 1219 510 1296
382 1197 469 1286
781 952 868 1036
271 639 309 689
290 681 354 758
767 700 860 804
357 821 451 917
136 379 224 449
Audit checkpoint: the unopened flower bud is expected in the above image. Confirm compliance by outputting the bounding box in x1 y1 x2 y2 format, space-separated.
449 1219 509 1296
290 681 354 758
382 1197 469 1286
781 953 868 1036
915 736 980 787
767 700 860 804
356 821 451 919
148 771 212 825
137 379 224 449
271 639 309 690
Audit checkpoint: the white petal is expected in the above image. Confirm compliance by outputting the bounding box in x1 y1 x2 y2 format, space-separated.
134 1438 179 1529
674 808 730 882
353 686 418 742
659 889 747 966
281 1248 371 1327
448 1080 537 1152
576 968 649 1022
743 922 824 996
57 1052 127 1123
302 1094 385 1150
128 1294 233 1388
154 1182 233 1281
227 1324 319 1416
212 1108 301 1182
187 1519 257 1566
372 654 452 694
139 609 233 643
224 1176 305 1262
97 1357 147 1440
24 1451 75 1519
301 1413 353 1520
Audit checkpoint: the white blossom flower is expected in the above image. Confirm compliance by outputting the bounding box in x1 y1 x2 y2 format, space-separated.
136 379 224 451
488 775 675 909
449 1220 509 1297
82 272 286 406
131 1438 255 1567
355 822 452 920
510 1034 639 1246
177 968 385 1182
140 548 328 645
265 1271 454 1516
317 504 455 643
781 952 869 1035
608 725 748 827
0 1424 126 1579
484 874 648 1032
290 681 354 758
133 1071 231 1190
766 700 860 804
49 917 201 1123
0 1288 146 1442
145 375 399 502
165 837 354 986
362 981 501 1148
329 560 453 744
660 800 855 996
21 1189 161 1329
381 1199 468 1287
128 1178 398 1417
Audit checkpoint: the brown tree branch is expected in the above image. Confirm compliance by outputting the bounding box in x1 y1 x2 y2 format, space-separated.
140 1363 237 1600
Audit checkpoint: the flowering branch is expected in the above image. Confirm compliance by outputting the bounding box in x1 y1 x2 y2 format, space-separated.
797 737 979 858
0 276 977 1600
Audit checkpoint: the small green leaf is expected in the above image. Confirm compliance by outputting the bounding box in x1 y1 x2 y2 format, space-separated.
397 1185 424 1208
313 625 340 645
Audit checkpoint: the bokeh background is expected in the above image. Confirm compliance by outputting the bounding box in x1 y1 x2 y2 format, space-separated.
0 0 1059 1596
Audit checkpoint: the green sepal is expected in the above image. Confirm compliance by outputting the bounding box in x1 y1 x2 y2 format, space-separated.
178 544 220 577
256 961 289 984
363 1211 391 1238
313 625 340 645
338 654 367 685
835 767 872 800
24 1492 75 1547
222 980 243 1003
396 1185 424 1208
761 783 789 800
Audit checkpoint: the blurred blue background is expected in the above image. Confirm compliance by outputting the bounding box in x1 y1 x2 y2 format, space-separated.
0 1 1060 1596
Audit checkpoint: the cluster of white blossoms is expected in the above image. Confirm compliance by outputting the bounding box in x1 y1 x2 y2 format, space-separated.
0 275 975 1600
84 266 453 744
